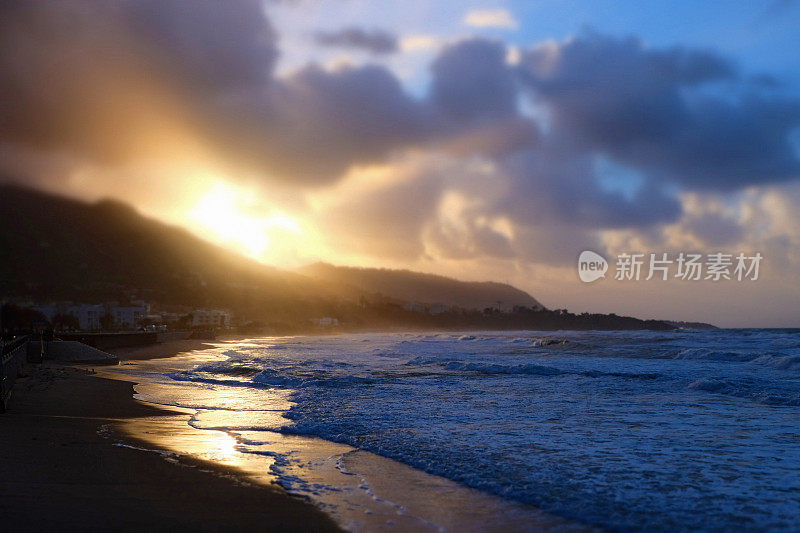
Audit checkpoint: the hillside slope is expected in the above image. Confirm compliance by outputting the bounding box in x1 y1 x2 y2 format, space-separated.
0 184 545 316
299 262 544 311
0 184 324 311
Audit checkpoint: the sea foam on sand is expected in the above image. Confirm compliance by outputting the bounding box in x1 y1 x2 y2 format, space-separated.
114 330 800 531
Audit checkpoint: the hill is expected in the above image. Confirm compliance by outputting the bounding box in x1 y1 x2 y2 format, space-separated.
0 183 327 315
0 183 544 321
299 262 544 311
0 184 680 332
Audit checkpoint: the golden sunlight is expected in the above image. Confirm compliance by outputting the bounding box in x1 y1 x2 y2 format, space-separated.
188 181 301 261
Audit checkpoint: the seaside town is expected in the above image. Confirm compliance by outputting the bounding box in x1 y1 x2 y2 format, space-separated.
0 299 354 339
18 301 230 333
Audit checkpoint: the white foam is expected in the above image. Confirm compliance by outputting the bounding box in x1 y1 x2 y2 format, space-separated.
113 330 800 531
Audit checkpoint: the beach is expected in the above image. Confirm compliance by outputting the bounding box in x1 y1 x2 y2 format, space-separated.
104 330 799 531
4 331 799 531
0 356 339 531
1 336 580 532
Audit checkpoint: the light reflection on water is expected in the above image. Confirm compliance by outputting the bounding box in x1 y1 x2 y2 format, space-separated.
105 330 800 531
118 413 278 486
107 342 582 532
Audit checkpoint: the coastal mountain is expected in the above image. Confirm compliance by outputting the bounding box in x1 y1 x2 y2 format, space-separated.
0 184 544 317
0 184 686 331
299 262 544 311
0 183 324 313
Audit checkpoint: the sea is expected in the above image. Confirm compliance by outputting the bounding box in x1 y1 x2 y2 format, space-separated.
113 329 800 532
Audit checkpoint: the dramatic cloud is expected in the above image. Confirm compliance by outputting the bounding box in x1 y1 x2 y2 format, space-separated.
125 0 279 88
2 0 800 300
431 39 519 124
269 63 437 182
0 1 430 185
314 27 398 55
0 0 278 166
500 146 683 229
518 32 800 189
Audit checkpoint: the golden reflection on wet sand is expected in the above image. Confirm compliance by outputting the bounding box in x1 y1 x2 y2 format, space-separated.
102 347 587 532
117 411 278 487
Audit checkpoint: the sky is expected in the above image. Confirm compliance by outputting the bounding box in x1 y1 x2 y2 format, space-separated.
1 0 799 327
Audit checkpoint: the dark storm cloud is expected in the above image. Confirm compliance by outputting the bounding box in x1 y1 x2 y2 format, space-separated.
314 27 398 55
431 39 519 124
215 64 438 184
426 36 683 231
501 146 682 229
0 1 433 185
0 0 279 164
520 33 734 145
518 32 800 189
124 0 279 88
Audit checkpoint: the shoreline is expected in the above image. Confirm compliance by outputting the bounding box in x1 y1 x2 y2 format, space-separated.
4 335 586 531
0 360 340 531
103 336 585 531
106 333 259 360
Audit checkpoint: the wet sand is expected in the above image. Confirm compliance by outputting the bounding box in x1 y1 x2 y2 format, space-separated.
3 337 584 531
102 338 584 532
0 363 340 532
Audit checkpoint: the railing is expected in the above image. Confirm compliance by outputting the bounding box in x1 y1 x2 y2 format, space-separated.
1 335 29 356
1 335 31 413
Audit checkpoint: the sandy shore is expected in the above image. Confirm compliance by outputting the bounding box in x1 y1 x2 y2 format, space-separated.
2 337 582 531
0 362 340 531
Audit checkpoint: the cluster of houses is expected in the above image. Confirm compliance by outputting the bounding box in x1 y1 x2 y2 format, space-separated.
30 302 232 332
17 299 473 334
190 308 231 329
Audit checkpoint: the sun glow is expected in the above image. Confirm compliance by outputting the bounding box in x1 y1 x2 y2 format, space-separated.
188 181 301 261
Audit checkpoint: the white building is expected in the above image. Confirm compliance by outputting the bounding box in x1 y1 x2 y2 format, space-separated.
34 304 105 331
73 304 105 330
112 306 148 330
192 309 231 329
32 302 150 331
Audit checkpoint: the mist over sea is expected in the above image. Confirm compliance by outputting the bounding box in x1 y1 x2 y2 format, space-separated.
131 330 800 531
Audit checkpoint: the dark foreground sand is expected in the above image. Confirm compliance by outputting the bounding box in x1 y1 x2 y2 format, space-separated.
0 363 340 532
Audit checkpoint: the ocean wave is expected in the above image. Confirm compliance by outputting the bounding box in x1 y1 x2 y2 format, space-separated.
531 337 570 347
442 361 563 375
672 348 756 362
405 355 459 366
769 337 800 349
193 362 262 377
166 371 267 389
752 353 800 371
582 370 661 380
135 329 800 531
688 377 800 406
252 369 378 389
